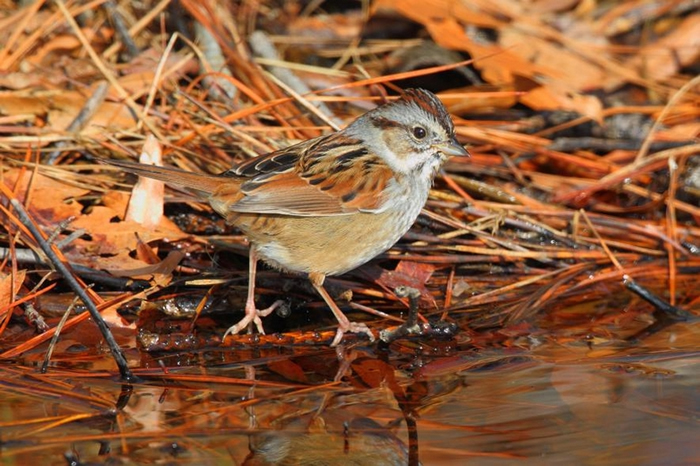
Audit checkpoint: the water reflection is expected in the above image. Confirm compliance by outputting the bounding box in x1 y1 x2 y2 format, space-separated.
415 355 699 464
0 334 698 465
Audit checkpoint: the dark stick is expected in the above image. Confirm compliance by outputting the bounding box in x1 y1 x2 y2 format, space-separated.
0 246 150 291
45 81 110 164
379 286 422 344
10 199 136 382
624 275 694 321
103 0 140 59
378 286 458 345
548 137 693 153
405 411 420 466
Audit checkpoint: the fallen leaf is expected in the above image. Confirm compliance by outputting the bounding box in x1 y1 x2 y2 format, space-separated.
625 14 700 81
0 89 136 140
0 269 26 309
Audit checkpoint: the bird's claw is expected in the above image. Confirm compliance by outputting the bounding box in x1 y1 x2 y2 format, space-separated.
223 300 285 339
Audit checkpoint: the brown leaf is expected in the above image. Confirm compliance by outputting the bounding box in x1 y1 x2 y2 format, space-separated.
267 359 309 384
0 89 135 140
107 250 184 285
0 269 26 309
369 261 437 308
2 168 187 275
625 14 700 81
68 192 187 272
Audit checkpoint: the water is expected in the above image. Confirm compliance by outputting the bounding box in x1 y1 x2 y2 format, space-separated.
0 323 698 465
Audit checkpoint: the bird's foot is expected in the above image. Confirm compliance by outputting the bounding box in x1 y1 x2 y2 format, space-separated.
330 321 376 347
223 300 285 339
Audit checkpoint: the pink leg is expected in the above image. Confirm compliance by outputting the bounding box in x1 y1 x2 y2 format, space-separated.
223 248 283 338
309 272 375 347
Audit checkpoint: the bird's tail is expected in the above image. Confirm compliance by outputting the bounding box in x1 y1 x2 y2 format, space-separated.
100 158 229 196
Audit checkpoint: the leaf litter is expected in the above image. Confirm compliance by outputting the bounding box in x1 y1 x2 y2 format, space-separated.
0 1 698 464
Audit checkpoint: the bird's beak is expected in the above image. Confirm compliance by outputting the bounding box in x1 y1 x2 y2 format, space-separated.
434 137 470 157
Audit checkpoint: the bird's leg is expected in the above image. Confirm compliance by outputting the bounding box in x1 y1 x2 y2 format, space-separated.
223 248 284 338
309 272 375 347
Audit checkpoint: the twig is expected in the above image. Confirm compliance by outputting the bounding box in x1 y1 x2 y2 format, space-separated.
249 30 342 129
103 0 140 59
549 137 692 153
636 74 700 161
624 275 694 322
0 246 150 291
554 144 700 203
194 20 239 101
139 34 179 132
40 292 82 373
379 286 458 345
10 199 135 382
46 81 110 164
580 209 693 323
102 0 172 60
53 0 163 139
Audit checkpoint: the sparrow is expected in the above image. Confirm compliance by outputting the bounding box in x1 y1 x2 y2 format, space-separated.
103 88 469 346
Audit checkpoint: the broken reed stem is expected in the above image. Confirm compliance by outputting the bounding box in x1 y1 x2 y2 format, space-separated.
40 292 83 373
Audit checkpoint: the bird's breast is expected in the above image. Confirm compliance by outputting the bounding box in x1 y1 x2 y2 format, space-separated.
235 180 428 276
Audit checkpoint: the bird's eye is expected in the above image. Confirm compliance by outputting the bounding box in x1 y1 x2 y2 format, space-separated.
412 126 427 139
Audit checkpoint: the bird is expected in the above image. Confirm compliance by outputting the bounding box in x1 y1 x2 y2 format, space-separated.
103 88 469 346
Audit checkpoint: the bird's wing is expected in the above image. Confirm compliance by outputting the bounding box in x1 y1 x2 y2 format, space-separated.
225 133 395 217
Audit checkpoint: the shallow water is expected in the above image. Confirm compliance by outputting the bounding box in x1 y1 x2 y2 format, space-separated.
1 321 698 465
